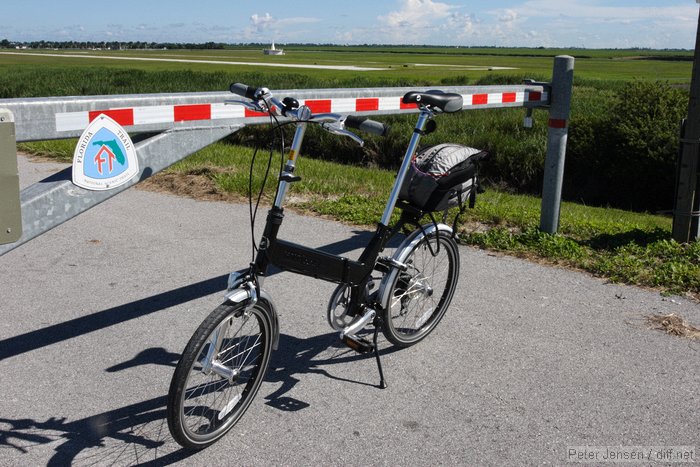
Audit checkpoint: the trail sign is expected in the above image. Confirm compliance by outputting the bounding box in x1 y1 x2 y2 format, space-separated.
72 114 139 191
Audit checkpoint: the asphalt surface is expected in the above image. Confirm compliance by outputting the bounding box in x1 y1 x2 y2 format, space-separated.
1 156 698 466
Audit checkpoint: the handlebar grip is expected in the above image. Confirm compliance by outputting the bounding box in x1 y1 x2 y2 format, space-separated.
345 115 389 137
229 83 257 99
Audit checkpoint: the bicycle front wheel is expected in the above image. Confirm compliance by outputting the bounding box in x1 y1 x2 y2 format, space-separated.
167 301 273 450
382 230 460 347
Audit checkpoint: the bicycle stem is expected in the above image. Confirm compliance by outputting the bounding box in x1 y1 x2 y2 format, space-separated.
380 109 432 226
273 122 307 209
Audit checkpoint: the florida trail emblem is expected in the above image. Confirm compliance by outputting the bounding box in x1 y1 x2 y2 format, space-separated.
72 114 139 190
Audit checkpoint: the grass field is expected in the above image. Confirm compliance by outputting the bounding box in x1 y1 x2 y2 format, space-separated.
0 45 693 92
4 45 698 299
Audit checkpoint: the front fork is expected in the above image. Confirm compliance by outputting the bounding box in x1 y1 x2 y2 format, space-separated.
201 280 259 382
202 321 239 383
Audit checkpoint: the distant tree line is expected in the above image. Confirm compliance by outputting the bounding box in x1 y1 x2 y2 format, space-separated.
0 39 231 50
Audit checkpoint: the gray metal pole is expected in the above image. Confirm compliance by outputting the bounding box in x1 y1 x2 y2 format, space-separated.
0 109 21 245
540 55 575 234
672 6 700 243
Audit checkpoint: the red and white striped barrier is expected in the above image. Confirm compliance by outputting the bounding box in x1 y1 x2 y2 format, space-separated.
55 91 548 132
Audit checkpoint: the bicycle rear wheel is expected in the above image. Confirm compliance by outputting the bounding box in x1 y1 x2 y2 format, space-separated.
382 230 460 347
167 301 273 450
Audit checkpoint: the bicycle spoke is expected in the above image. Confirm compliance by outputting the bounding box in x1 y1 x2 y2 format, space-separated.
384 233 459 346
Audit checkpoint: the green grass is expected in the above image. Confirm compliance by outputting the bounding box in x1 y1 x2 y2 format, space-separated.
0 45 692 99
93 140 694 299
17 139 76 161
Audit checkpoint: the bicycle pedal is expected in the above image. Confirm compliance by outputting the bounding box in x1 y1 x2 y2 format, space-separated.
341 334 374 354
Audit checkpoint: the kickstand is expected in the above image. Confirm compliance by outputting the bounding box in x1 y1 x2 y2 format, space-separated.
372 320 388 389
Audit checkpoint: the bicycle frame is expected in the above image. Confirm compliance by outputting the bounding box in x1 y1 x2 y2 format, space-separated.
252 107 434 288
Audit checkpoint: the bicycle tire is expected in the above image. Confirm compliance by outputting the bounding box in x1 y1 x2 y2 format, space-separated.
382 230 459 347
167 301 273 450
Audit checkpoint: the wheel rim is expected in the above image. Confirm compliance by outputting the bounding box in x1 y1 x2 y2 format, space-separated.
327 284 353 331
388 235 457 342
178 309 268 443
327 279 379 331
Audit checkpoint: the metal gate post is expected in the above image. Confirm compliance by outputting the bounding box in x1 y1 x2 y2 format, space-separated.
0 109 21 245
672 5 700 243
540 55 575 234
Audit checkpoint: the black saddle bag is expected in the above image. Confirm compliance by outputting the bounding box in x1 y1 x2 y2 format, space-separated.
399 144 488 212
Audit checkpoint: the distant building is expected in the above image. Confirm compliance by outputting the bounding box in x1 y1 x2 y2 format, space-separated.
263 41 284 56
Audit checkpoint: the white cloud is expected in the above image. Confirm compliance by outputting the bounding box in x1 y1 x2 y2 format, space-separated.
336 31 354 42
278 17 319 26
245 12 320 41
498 1 695 23
498 9 518 24
379 0 455 30
446 12 474 35
472 1 697 48
250 13 274 33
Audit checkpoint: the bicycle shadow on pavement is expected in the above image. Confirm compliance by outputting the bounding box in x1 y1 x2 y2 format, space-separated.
0 396 192 466
0 274 230 361
2 345 190 465
0 328 399 465
263 331 400 412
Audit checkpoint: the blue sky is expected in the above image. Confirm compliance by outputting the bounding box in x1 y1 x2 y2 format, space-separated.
2 0 698 49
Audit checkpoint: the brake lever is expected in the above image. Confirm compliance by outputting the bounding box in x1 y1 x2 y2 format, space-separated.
321 122 365 147
224 99 268 113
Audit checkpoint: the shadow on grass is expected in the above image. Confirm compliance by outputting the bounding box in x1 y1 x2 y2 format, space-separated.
584 227 670 251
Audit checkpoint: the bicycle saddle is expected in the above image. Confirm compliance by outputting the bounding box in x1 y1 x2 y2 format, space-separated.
402 90 463 113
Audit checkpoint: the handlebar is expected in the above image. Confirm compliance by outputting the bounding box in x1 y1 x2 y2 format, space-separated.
228 82 390 139
344 115 389 137
229 83 258 100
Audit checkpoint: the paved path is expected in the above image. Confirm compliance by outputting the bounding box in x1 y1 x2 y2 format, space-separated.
0 156 698 466
0 51 390 71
